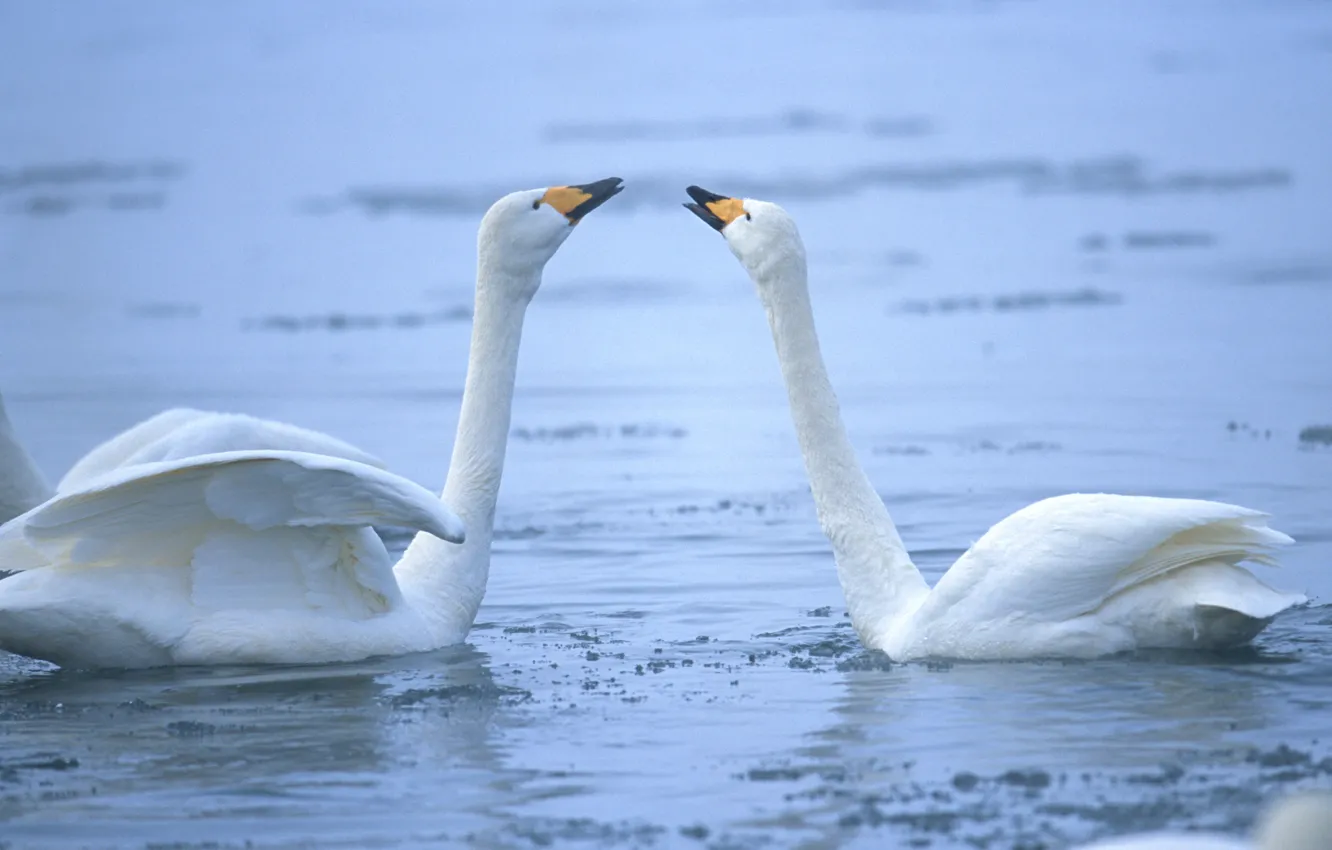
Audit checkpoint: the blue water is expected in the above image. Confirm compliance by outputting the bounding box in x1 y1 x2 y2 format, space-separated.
2 2 1331 847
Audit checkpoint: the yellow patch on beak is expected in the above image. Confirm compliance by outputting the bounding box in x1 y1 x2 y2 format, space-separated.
705 197 747 228
541 186 594 221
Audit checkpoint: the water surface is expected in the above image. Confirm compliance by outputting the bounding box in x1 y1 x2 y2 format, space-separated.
2 1 1331 847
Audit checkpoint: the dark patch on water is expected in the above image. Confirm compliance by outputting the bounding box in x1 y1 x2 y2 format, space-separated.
884 249 926 268
874 444 931 456
20 195 78 216
2 159 185 217
511 423 688 442
0 755 79 783
765 742 1332 847
543 108 933 144
495 525 547 541
836 650 895 672
650 497 777 519
745 762 849 783
1227 420 1274 441
599 610 649 620
1080 232 1110 252
128 301 201 320
541 276 681 305
1299 425 1332 447
243 305 471 333
307 155 1292 220
0 160 185 193
754 625 825 640
1025 157 1290 196
315 186 501 218
1234 260 1332 287
968 439 1063 454
1123 230 1217 250
896 287 1122 315
1007 440 1062 454
388 682 531 708
996 768 1052 789
479 817 667 848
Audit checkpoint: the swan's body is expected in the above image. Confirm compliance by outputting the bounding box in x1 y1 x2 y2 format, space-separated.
0 399 387 526
684 186 1305 661
1074 791 1332 850
0 451 466 667
0 177 623 668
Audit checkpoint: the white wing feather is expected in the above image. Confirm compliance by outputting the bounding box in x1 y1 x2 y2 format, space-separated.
57 409 387 492
0 451 464 602
918 494 1295 626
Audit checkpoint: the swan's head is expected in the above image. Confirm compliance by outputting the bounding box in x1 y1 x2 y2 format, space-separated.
683 185 805 288
477 177 624 295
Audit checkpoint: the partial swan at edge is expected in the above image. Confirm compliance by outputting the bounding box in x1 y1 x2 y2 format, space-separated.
1073 790 1332 849
683 185 1305 662
0 177 624 668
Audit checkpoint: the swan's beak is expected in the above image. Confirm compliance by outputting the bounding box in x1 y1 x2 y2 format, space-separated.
684 185 746 232
541 177 625 224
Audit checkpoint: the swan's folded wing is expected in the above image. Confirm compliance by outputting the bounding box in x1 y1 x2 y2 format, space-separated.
921 494 1297 625
57 410 387 493
0 451 463 614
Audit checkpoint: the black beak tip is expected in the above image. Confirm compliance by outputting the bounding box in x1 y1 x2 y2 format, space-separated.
685 185 727 206
566 177 625 221
683 199 726 232
684 185 733 231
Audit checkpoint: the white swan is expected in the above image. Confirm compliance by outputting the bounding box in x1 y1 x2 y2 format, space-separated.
0 399 388 526
684 186 1306 661
0 177 624 668
1073 791 1332 849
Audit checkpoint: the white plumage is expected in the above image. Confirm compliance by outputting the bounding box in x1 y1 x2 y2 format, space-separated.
685 187 1306 661
884 493 1303 660
0 451 463 668
58 407 387 492
0 399 387 526
0 177 623 668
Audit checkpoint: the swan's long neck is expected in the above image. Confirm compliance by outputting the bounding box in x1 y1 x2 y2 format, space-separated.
751 247 929 646
395 272 533 642
0 396 53 525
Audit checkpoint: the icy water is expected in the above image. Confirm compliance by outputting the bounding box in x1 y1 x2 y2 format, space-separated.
3 1 1332 847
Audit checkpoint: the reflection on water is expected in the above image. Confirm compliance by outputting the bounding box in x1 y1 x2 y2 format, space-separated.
3 0 1332 847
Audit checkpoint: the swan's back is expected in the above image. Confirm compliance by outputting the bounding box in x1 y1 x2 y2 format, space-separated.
888 494 1302 659
57 408 210 490
58 409 386 492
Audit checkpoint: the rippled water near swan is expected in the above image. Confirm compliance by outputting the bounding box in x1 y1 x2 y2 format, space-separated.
2 2 1332 847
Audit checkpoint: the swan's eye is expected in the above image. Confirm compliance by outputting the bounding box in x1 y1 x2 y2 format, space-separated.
532 200 542 210
745 212 752 221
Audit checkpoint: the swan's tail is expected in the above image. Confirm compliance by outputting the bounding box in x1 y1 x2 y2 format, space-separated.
1109 512 1296 606
1119 513 1306 643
